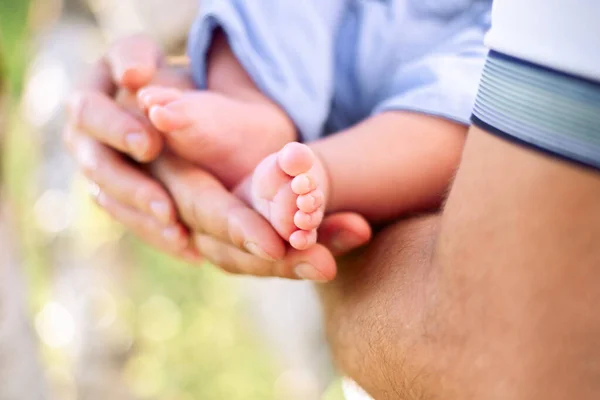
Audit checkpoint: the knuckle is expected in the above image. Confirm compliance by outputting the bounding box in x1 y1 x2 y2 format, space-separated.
140 214 161 234
274 262 296 280
194 235 228 268
79 152 106 184
105 114 134 140
244 260 275 278
209 254 242 275
181 191 205 233
67 91 92 127
133 183 163 208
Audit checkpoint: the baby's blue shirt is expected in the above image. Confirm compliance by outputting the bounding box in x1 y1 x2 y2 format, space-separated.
187 0 492 141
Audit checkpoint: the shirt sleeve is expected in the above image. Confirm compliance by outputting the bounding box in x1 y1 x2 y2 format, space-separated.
484 0 600 83
471 0 600 171
372 7 491 125
187 0 346 141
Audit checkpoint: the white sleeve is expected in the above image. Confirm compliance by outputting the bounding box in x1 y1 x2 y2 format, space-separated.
484 0 600 82
472 0 600 170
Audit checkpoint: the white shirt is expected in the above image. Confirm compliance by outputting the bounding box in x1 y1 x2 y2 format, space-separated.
485 0 600 81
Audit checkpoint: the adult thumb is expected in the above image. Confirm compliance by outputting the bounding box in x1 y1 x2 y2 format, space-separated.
319 213 372 256
106 34 165 90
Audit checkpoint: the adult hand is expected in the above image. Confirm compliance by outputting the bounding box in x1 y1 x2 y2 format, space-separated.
64 35 198 259
146 153 372 280
65 35 372 277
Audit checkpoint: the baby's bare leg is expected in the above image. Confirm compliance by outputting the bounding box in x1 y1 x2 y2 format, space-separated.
235 112 465 252
310 112 467 222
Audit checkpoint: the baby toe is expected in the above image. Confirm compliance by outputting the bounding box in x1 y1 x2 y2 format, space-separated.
137 86 182 111
278 142 314 177
148 104 191 132
294 209 324 231
296 189 324 213
291 173 317 195
289 229 318 251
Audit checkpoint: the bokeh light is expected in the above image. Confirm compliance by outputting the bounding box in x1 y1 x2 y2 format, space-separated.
33 189 74 235
22 55 68 128
123 354 167 398
35 302 76 349
138 295 182 343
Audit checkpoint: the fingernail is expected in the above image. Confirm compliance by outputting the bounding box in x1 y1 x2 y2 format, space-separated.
76 140 99 171
162 226 181 243
332 235 350 253
331 231 364 254
244 241 275 261
150 201 171 224
294 263 328 282
125 132 148 160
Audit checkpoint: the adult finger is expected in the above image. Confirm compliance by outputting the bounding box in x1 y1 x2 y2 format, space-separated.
95 190 201 261
151 154 287 261
105 34 165 90
102 196 202 265
319 212 372 256
97 191 189 253
77 57 117 95
67 90 164 162
116 66 196 111
66 129 177 225
150 65 195 90
193 233 337 281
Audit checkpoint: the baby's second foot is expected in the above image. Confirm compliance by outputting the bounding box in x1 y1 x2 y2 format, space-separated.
137 86 294 188
249 142 328 250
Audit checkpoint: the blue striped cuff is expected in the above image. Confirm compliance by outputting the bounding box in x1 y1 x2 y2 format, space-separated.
472 51 600 170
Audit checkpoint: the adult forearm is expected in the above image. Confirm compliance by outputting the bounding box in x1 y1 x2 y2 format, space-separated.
428 129 600 399
318 215 441 399
320 128 600 400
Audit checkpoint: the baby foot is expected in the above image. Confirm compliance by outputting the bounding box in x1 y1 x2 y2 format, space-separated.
249 142 328 250
137 86 294 188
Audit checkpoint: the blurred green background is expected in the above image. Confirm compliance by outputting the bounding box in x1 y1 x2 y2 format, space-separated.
0 1 343 399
